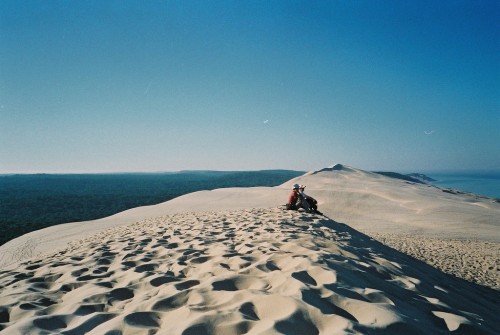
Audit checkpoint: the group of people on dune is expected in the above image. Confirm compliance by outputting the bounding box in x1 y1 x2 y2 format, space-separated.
286 183 322 215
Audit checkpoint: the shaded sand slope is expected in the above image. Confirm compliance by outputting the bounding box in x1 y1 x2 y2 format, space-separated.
371 234 500 290
1 208 499 334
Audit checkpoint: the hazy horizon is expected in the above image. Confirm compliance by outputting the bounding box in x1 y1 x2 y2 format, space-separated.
2 165 500 176
1 1 499 174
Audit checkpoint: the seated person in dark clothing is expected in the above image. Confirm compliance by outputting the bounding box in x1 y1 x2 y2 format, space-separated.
299 185 322 214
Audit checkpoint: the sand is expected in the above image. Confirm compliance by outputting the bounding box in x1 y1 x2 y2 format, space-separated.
1 164 499 334
371 234 500 290
1 208 499 334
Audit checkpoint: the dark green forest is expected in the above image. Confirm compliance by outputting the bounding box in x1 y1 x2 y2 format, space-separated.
0 170 303 246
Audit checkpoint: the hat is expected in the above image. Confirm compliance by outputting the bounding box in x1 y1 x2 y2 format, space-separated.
292 184 300 189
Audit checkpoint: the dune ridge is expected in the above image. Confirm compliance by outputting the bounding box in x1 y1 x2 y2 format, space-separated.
2 164 499 270
1 164 499 334
1 208 499 334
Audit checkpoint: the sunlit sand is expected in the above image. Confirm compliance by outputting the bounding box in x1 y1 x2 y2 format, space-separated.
1 165 499 334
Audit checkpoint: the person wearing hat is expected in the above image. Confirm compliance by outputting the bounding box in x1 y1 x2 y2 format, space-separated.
298 185 311 211
286 184 304 210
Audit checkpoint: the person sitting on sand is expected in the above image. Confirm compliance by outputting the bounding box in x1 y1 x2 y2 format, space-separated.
286 184 304 210
299 185 322 214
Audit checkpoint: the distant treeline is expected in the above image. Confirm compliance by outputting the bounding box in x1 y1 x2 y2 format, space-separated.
0 170 303 246
373 172 426 184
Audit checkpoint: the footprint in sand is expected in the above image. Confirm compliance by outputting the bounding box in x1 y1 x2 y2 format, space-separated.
256 260 281 272
292 270 317 286
175 279 200 290
150 275 178 287
124 311 160 328
152 291 190 311
0 307 10 323
134 263 158 273
107 287 134 305
238 302 259 321
32 315 68 331
274 310 319 335
62 313 117 334
121 260 136 269
74 303 105 316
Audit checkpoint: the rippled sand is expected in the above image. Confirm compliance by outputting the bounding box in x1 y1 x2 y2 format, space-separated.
1 208 499 334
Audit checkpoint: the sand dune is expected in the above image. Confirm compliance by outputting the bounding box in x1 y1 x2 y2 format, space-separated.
1 208 498 334
2 164 499 269
1 164 499 334
287 165 500 241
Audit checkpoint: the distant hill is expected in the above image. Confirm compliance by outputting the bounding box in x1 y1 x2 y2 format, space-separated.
407 173 436 183
373 171 431 184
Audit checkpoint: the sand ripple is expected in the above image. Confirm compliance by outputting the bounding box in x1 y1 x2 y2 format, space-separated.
0 208 499 334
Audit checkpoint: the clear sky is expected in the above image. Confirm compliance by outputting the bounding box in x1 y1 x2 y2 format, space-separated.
1 0 499 173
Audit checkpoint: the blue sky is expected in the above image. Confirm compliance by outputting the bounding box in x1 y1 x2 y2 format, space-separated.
1 0 499 173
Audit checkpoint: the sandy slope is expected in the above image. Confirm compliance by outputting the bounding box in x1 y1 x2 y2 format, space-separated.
372 234 500 290
0 187 285 268
1 164 499 334
285 165 500 241
1 208 498 334
1 164 499 269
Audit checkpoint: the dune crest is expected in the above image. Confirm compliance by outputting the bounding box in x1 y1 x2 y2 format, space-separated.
305 163 353 175
1 208 498 334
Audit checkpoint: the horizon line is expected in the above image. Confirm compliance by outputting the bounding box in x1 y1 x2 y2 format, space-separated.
2 167 500 176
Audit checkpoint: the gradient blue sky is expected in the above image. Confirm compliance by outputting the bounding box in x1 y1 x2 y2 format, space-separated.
1 1 499 173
